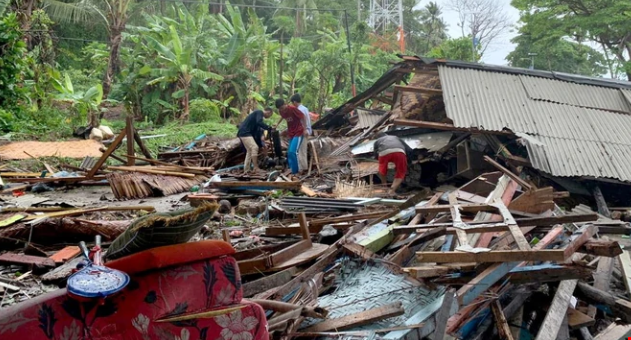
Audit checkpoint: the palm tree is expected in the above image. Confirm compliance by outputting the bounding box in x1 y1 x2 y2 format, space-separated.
420 2 448 53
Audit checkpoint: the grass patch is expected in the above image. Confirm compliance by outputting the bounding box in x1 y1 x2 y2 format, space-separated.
139 120 238 154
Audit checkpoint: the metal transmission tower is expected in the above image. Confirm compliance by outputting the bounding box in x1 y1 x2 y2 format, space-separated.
367 0 405 52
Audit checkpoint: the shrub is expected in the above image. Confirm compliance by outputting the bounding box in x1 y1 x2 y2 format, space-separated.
189 98 221 123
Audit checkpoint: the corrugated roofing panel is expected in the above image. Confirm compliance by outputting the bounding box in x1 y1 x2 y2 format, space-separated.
438 66 537 133
439 65 631 182
520 75 631 113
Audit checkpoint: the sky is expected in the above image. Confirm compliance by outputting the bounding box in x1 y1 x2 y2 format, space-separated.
423 0 521 65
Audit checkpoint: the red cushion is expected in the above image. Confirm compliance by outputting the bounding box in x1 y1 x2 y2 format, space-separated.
106 240 235 275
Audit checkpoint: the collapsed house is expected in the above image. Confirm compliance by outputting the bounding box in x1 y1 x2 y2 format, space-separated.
314 55 631 209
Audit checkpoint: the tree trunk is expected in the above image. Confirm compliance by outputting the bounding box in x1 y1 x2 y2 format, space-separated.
103 25 124 99
180 86 190 121
279 31 284 97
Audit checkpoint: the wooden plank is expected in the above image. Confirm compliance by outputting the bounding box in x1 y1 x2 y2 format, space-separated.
416 249 566 264
49 246 81 264
270 240 312 267
618 249 631 300
388 226 447 252
126 116 135 166
508 187 555 214
574 282 631 323
23 207 108 221
87 129 126 178
563 224 599 259
0 253 55 267
566 308 595 329
507 264 592 284
404 264 477 279
592 185 611 218
588 252 614 318
579 239 623 257
303 302 405 332
394 84 443 95
242 267 297 297
483 156 532 191
433 288 457 340
343 243 377 261
107 166 196 178
212 181 302 190
310 211 388 227
452 225 564 313
133 129 153 159
393 119 513 135
417 203 497 214
593 322 631 340
535 279 578 340
297 213 312 244
491 300 515 340
494 201 530 251
300 185 317 197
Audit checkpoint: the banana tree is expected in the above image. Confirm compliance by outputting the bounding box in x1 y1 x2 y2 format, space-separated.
50 71 104 126
144 25 223 121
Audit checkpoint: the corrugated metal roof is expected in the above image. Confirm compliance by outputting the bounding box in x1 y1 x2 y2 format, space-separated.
520 75 631 113
355 109 386 130
439 65 631 182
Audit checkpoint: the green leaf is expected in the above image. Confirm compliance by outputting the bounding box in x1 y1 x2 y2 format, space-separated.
172 89 186 99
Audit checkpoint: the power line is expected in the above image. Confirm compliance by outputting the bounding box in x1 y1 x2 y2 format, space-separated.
158 0 349 12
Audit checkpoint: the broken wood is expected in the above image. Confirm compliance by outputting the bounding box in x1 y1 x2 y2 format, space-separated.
491 300 515 340
433 288 457 340
579 239 623 257
87 129 126 178
107 166 196 178
393 119 513 135
0 253 55 267
49 246 81 264
243 268 297 297
566 308 595 329
416 249 566 263
483 156 532 191
574 282 631 323
618 249 631 300
212 181 302 190
303 302 405 332
535 280 578 340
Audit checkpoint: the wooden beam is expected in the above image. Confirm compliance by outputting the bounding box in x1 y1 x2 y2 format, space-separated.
270 240 312 267
593 322 631 340
0 253 55 267
494 201 531 251
588 253 614 318
492 300 515 340
133 129 153 159
574 282 631 323
592 185 611 218
432 288 457 340
563 224 599 259
303 302 405 332
484 156 533 191
566 308 595 329
298 213 312 244
416 249 566 264
535 280 578 340
393 84 443 95
416 203 498 214
404 263 477 279
242 267 297 297
618 249 631 300
393 213 598 235
212 181 302 190
388 226 447 252
393 119 514 135
87 129 126 178
126 115 135 166
452 225 564 309
579 239 623 257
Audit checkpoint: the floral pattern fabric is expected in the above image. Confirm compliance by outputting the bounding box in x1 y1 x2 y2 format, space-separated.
0 254 268 340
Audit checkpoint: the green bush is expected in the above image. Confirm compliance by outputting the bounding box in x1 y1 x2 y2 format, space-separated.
0 13 28 108
189 98 221 123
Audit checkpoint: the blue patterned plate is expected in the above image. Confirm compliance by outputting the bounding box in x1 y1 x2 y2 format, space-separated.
67 264 130 298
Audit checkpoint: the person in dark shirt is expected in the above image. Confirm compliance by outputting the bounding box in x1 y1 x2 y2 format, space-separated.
237 108 273 173
373 132 412 194
274 98 307 174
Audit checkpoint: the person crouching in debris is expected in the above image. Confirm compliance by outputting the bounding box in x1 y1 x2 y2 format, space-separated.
374 132 412 195
275 98 308 175
237 107 273 174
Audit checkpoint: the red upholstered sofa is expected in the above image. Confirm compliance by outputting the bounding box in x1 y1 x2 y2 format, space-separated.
0 240 269 340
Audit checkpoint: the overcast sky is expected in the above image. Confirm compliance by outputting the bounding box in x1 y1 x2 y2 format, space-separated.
421 0 520 65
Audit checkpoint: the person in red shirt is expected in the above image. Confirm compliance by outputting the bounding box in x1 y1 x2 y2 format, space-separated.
275 98 307 174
